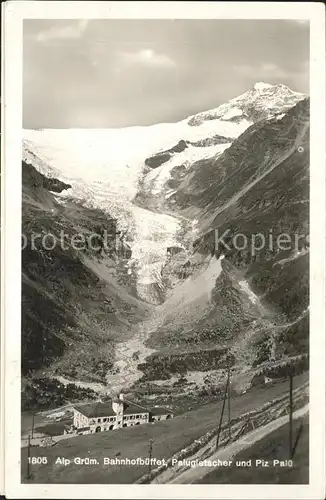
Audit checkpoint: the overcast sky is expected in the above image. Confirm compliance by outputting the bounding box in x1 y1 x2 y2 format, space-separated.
23 19 309 129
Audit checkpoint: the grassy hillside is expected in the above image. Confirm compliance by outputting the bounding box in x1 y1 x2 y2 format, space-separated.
197 415 309 484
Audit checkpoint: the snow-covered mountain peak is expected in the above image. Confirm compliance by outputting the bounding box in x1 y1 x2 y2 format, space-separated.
253 82 274 91
186 82 306 127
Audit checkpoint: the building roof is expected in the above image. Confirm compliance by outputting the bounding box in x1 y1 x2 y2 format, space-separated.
75 402 116 418
75 398 150 418
149 406 173 416
123 400 149 415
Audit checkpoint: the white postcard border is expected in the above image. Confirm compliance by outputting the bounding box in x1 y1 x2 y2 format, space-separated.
2 2 325 499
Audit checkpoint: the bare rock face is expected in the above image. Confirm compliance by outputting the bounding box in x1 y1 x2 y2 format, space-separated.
145 140 189 169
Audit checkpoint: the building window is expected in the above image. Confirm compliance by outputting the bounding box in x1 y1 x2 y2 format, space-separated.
97 418 101 423
103 418 107 422
136 415 140 419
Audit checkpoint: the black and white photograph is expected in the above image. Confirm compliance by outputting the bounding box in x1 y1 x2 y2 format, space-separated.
1 2 325 499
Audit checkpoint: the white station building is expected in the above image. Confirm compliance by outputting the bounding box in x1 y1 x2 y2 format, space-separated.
72 393 173 435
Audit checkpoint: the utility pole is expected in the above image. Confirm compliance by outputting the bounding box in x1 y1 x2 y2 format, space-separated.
291 422 303 459
147 438 153 481
289 370 294 458
31 412 35 439
216 369 230 450
27 434 31 480
227 366 231 441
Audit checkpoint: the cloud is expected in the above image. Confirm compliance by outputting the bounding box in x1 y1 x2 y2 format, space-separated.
119 49 176 68
34 20 89 43
232 61 309 94
233 61 308 80
233 62 289 80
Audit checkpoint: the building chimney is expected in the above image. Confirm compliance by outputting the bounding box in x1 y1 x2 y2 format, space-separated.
119 393 124 401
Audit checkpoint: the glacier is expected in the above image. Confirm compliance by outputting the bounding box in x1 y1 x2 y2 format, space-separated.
23 82 306 304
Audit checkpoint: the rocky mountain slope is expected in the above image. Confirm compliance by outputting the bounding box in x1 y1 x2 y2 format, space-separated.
22 161 152 383
139 97 309 387
22 82 309 398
